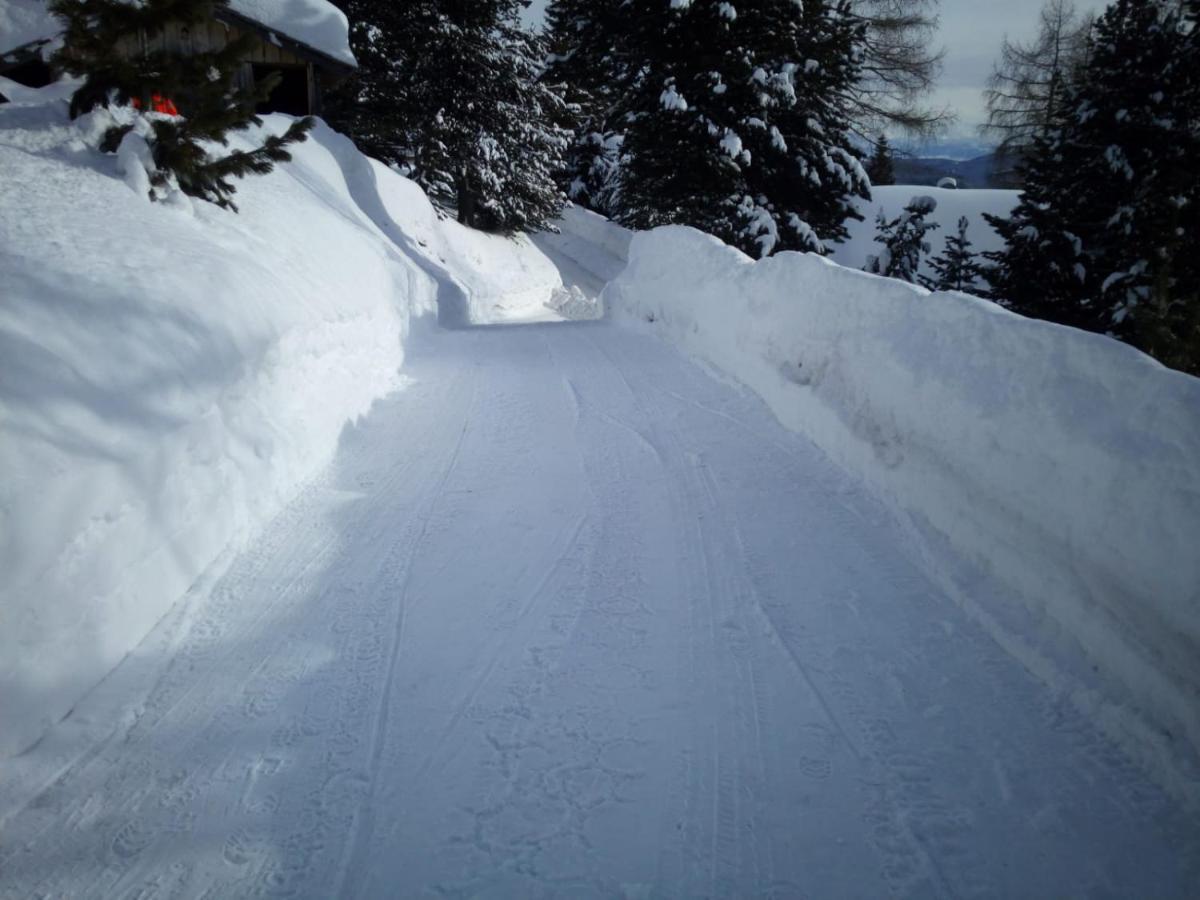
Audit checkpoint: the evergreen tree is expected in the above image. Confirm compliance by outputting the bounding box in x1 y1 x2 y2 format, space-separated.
323 0 403 164
981 0 1094 166
542 0 634 215
865 194 938 282
618 0 870 259
922 216 982 292
983 0 1199 373
50 0 313 211
865 134 896 185
328 1 570 234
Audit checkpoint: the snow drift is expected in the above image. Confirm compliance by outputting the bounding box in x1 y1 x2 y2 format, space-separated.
0 96 450 757
604 225 1200 795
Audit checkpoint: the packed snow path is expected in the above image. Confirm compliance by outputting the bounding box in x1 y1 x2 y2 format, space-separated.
2 322 1197 899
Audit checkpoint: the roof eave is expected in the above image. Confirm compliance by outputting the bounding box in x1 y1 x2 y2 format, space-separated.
213 8 356 76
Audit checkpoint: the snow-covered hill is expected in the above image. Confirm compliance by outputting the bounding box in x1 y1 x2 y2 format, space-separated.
0 91 564 758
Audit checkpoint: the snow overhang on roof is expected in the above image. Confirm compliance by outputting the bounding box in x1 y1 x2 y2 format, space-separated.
224 0 356 70
0 0 61 60
0 0 357 70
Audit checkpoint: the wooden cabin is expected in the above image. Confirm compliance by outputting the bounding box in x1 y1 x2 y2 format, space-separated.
1 1 356 115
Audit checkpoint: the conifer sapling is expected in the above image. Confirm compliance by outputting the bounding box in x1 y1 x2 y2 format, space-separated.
865 195 939 283
923 216 983 292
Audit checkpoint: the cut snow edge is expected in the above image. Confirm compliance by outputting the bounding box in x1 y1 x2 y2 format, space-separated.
603 225 1200 805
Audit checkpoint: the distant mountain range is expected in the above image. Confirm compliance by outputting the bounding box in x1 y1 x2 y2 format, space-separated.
892 152 1021 190
893 136 995 161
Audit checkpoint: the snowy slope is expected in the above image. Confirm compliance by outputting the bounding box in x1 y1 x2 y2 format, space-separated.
831 185 1019 287
604 226 1200 798
0 96 444 757
0 0 58 55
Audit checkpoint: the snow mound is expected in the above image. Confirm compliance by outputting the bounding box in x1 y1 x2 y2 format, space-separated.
0 95 439 757
604 225 1200 799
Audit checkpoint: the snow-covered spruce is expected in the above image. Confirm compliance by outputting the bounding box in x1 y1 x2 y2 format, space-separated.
327 0 570 234
542 0 634 217
984 0 1200 375
921 215 983 293
864 194 938 284
617 0 870 258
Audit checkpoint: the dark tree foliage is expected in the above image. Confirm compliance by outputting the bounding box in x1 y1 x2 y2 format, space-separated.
865 134 896 185
327 0 571 234
865 194 938 282
50 0 313 211
617 0 870 259
922 215 982 293
983 0 1199 374
542 0 633 215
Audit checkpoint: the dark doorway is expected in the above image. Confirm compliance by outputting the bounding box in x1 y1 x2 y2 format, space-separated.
252 64 309 116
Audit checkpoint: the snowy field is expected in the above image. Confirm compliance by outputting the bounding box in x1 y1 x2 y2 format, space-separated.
2 88 1200 895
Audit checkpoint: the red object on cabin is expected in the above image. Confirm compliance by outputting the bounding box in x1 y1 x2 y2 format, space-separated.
131 93 180 116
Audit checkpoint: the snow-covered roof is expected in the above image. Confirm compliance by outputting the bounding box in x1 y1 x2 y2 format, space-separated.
0 0 59 58
0 0 355 68
225 0 355 68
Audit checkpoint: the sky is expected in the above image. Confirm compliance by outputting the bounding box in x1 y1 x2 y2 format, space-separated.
519 0 1111 139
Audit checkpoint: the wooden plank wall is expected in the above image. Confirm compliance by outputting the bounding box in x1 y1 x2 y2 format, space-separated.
114 19 315 112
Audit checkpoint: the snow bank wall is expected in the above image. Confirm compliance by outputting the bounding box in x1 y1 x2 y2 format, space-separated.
0 104 438 757
541 205 633 283
604 226 1200 790
349 167 563 327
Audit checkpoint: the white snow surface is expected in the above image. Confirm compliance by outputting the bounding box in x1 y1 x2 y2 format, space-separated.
0 0 58 55
0 93 563 759
1 321 1198 896
3 98 1200 894
604 225 1200 799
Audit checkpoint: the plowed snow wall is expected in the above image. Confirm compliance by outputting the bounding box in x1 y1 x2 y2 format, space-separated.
604 226 1200 796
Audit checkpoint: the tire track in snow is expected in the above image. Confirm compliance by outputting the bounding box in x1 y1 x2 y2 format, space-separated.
4 323 1198 899
335 353 480 898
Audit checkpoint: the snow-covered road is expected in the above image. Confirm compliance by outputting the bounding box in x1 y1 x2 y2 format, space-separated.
2 322 1197 898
